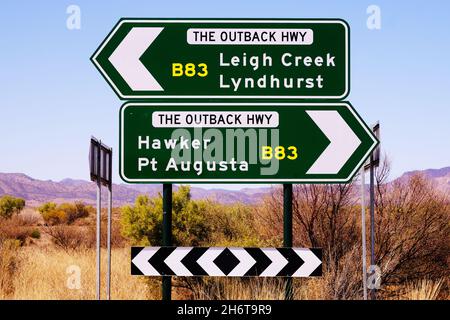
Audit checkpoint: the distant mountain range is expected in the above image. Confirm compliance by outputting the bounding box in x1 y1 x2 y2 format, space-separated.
0 173 272 206
0 167 448 207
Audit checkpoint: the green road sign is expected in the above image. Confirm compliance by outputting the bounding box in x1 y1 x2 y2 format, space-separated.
119 102 377 183
92 19 349 100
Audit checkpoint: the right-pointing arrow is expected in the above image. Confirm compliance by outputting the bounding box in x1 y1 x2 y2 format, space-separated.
227 248 256 276
197 247 226 276
306 110 361 174
109 27 164 91
292 248 322 277
259 248 289 277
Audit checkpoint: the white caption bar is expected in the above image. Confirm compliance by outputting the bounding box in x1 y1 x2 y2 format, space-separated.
152 112 279 128
187 28 313 45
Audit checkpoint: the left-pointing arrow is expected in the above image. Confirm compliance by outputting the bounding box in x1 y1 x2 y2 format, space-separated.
164 247 193 276
108 27 164 91
197 247 226 276
131 247 160 275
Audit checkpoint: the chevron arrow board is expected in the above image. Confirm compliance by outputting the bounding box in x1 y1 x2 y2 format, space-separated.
131 247 322 277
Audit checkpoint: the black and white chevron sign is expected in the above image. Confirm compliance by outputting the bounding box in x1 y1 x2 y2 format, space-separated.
131 247 322 277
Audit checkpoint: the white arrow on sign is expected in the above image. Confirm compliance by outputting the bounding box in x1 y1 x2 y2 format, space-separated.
227 248 256 276
164 247 193 276
292 249 322 277
197 247 226 276
131 247 159 276
259 248 289 276
306 110 361 174
109 27 164 91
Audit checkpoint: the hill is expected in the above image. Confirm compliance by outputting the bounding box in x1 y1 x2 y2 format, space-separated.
0 167 447 206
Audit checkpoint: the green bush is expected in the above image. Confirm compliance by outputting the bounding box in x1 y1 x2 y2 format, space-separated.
38 201 91 225
204 202 263 247
30 229 41 239
120 186 262 247
41 209 67 225
0 195 25 219
121 186 211 246
37 202 57 215
58 202 91 224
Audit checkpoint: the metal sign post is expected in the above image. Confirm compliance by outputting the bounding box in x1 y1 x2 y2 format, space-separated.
89 137 113 300
162 184 172 301
106 153 113 300
283 184 293 300
365 122 380 300
95 141 101 300
369 154 375 300
360 167 368 300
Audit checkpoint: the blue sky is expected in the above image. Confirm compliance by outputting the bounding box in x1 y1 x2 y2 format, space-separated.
0 1 449 190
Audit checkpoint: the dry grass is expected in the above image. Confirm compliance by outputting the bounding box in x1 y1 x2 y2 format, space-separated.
1 243 448 300
0 240 21 298
0 246 157 300
191 278 287 300
402 278 445 300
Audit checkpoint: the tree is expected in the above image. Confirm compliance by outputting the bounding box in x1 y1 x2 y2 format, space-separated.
255 158 450 299
120 186 211 246
0 195 25 219
256 183 362 299
374 166 450 283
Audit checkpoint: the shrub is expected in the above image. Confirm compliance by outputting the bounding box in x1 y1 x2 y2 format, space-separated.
43 226 92 251
87 216 127 248
121 186 211 246
37 202 57 215
38 201 92 225
41 209 67 225
30 229 41 239
12 212 39 226
0 218 31 244
0 196 25 219
204 202 262 247
255 160 450 299
67 201 91 223
120 186 263 247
